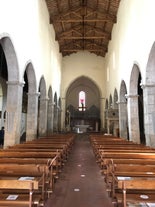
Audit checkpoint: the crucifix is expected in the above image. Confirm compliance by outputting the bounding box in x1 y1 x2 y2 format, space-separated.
78 99 86 111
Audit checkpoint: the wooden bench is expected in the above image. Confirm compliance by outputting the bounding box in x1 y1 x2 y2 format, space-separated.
100 152 155 161
0 155 59 194
0 164 47 199
90 134 155 206
0 134 75 206
103 160 155 199
8 143 70 164
96 149 155 163
115 179 155 207
0 179 43 207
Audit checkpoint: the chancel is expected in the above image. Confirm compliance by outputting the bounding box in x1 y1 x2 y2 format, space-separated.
75 119 89 133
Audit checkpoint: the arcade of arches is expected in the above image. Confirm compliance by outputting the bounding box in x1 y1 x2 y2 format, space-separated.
0 0 155 148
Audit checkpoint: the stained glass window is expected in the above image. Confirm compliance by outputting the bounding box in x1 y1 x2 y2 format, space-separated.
79 91 86 111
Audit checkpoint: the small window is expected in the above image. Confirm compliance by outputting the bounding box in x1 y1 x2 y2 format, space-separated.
79 91 86 111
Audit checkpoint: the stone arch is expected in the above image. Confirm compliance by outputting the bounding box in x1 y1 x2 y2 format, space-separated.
113 88 118 109
47 86 54 135
65 75 102 98
65 76 101 132
119 80 129 139
144 42 155 146
38 76 47 136
120 80 127 102
0 36 22 147
128 64 144 144
23 62 38 141
1 36 19 81
53 92 58 132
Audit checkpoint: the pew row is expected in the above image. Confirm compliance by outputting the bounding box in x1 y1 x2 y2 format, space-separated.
0 179 44 207
90 134 155 206
115 179 155 207
0 134 75 206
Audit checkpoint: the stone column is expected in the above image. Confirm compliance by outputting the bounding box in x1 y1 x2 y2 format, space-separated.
47 98 54 135
61 98 66 132
4 81 24 147
53 104 58 133
100 97 105 132
26 92 40 141
38 97 48 137
126 94 140 143
141 83 155 146
58 106 62 132
118 100 128 139
107 118 111 134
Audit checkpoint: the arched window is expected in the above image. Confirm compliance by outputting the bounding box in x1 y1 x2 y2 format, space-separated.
79 91 86 111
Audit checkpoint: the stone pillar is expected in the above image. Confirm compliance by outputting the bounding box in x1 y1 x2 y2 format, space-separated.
47 98 54 135
53 104 58 133
4 81 24 147
118 100 128 139
61 98 66 132
100 97 105 132
26 92 40 141
126 94 140 143
141 83 155 147
107 118 110 134
58 106 62 132
38 97 48 136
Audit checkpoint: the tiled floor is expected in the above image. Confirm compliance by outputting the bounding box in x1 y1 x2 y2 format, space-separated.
45 134 114 207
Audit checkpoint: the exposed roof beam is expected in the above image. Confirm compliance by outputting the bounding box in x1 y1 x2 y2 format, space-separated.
62 49 106 52
60 43 108 53
53 18 115 23
59 36 108 40
50 7 116 24
57 27 111 40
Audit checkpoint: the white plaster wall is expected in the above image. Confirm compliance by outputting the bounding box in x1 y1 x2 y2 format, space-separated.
61 51 106 129
104 0 155 98
0 0 61 97
61 51 105 97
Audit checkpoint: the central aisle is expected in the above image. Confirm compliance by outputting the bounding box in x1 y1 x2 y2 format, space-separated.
45 134 113 207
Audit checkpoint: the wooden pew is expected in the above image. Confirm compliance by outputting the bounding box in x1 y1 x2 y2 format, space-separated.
115 179 155 207
3 149 64 176
100 152 155 161
96 149 155 162
0 154 59 195
90 134 155 206
0 179 43 207
0 134 75 206
102 158 155 170
0 164 47 200
99 152 155 183
8 143 71 163
103 160 155 199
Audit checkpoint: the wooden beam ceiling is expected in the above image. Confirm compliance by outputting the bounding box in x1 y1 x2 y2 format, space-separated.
45 0 121 57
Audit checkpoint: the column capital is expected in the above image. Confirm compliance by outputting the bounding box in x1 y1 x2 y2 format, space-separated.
117 100 127 104
140 83 155 89
125 94 139 99
6 81 25 87
27 92 40 97
39 97 49 101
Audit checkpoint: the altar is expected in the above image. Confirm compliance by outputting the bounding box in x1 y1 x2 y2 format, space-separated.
75 125 90 133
